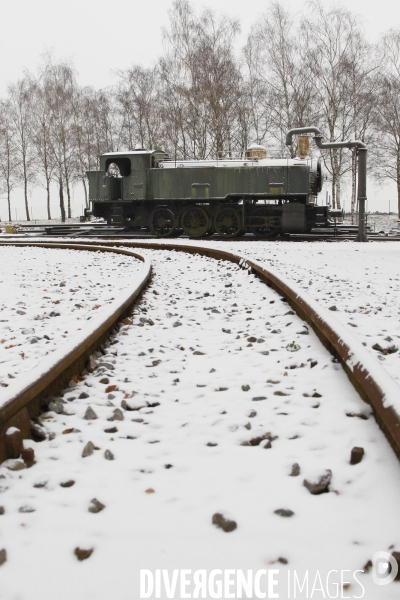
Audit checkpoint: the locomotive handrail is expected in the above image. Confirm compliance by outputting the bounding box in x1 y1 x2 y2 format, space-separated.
286 126 368 242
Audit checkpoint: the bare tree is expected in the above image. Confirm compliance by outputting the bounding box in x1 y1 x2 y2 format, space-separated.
0 101 19 221
245 2 318 156
7 77 37 220
373 29 400 216
302 1 373 209
160 0 243 159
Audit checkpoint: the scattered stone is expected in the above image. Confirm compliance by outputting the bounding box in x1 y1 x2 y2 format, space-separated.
252 396 266 402
31 423 47 442
350 447 365 465
278 557 288 565
244 422 251 430
242 384 250 391
82 441 95 458
89 498 105 513
0 549 7 566
79 392 90 399
274 391 288 396
243 433 277 447
206 442 218 447
312 392 322 398
60 480 75 488
310 360 318 368
48 401 64 414
372 343 398 355
108 409 124 421
33 482 47 488
173 321 182 328
0 507 4 515
193 351 205 355
21 448 35 468
19 505 35 513
290 463 300 477
104 427 118 434
257 338 265 343
165 464 173 469
63 428 81 434
247 336 257 343
329 305 337 311
5 427 23 459
104 449 114 460
263 440 272 449
303 470 332 495
84 406 98 420
74 547 93 561
346 412 369 420
274 509 294 517
145 488 155 494
99 377 109 384
212 513 237 533
248 410 257 418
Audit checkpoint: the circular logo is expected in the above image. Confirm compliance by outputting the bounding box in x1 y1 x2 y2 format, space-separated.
372 551 399 586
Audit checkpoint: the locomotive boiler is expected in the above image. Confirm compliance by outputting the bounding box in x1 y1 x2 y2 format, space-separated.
86 143 328 238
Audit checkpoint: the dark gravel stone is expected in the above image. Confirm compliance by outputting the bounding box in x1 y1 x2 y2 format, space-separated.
290 463 300 477
60 480 75 488
74 547 93 561
99 377 109 384
212 513 237 532
84 406 98 420
108 408 124 421
242 384 250 391
0 507 4 515
248 410 257 418
89 498 105 513
303 470 332 495
79 392 90 399
104 449 114 460
350 447 365 465
252 396 266 401
0 549 7 566
104 427 118 434
82 441 95 458
274 509 294 517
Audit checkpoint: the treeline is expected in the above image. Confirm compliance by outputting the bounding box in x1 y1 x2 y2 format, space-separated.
1 0 400 220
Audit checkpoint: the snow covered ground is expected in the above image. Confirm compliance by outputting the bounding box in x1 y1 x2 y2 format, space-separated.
0 243 399 599
0 246 142 388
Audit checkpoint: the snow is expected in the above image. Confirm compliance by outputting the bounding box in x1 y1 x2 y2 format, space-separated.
0 246 143 392
0 243 399 599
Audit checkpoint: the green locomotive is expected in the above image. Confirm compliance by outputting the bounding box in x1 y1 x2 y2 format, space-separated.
86 144 327 238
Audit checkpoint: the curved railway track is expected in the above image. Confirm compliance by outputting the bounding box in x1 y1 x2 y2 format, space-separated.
0 240 399 598
1 239 400 460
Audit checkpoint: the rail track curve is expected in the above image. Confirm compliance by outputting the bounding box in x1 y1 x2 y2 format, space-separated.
0 239 399 465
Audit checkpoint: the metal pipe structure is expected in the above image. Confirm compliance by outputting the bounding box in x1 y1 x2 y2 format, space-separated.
286 127 368 242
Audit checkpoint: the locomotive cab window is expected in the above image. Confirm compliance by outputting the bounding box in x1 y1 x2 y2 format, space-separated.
105 157 131 177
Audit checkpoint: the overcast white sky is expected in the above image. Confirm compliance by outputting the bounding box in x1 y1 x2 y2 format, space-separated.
1 0 399 95
1 0 400 218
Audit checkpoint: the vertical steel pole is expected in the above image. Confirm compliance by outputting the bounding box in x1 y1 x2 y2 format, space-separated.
355 148 368 242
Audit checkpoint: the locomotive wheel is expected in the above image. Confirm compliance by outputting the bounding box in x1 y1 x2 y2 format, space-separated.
181 207 209 237
249 207 280 238
149 208 177 238
214 208 242 237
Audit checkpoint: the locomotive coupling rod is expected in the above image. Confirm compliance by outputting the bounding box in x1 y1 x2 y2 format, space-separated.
286 127 368 242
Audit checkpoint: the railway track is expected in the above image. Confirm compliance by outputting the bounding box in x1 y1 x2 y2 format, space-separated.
0 240 399 598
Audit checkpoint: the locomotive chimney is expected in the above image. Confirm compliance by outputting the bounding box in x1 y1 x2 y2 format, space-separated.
298 136 310 159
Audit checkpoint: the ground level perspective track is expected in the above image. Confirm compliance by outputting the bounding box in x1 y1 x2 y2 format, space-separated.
0 248 399 599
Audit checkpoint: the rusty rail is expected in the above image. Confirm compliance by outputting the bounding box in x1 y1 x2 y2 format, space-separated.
1 239 400 465
0 242 151 462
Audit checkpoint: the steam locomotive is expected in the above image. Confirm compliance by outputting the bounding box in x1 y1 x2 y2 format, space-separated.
86 143 328 238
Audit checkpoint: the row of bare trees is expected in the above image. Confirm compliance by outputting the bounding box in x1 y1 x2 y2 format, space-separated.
1 0 400 220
